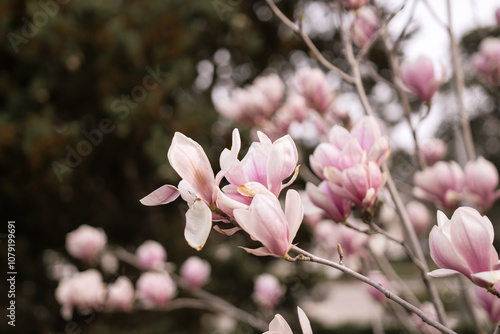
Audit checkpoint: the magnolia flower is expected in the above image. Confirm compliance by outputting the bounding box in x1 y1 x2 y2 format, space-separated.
253 273 285 309
406 200 430 235
464 157 500 212
65 224 107 261
476 283 500 323
55 269 106 320
343 0 369 10
420 138 447 166
366 271 388 303
326 161 386 209
413 161 465 209
136 272 177 309
105 276 135 312
351 7 379 49
233 189 303 257
136 240 167 271
401 55 444 103
293 68 335 114
472 38 500 86
140 129 241 250
306 181 352 223
180 256 211 289
264 307 313 334
216 74 285 123
428 207 500 287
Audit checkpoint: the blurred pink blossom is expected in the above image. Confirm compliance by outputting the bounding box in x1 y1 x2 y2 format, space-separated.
105 276 135 312
253 273 285 310
401 55 444 103
406 200 430 235
180 256 211 289
136 272 176 309
351 7 379 49
476 282 500 324
314 220 368 257
428 207 500 287
413 161 465 209
472 38 500 86
411 302 440 334
496 8 500 25
264 307 313 334
65 224 107 261
55 269 105 320
306 181 352 223
366 271 388 303
136 240 167 271
420 138 447 166
293 68 336 114
233 189 303 257
464 157 500 212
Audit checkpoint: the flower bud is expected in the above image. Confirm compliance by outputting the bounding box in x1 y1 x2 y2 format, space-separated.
464 157 500 211
420 138 447 166
253 273 285 309
136 272 176 308
406 200 430 235
351 7 379 48
180 256 211 289
293 68 335 114
106 276 135 312
65 225 107 261
136 240 167 271
401 55 444 103
472 38 500 86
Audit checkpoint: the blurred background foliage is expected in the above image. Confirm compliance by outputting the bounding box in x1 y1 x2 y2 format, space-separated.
1 0 499 333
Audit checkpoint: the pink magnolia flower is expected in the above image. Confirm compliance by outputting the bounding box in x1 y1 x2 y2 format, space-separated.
105 276 135 312
428 207 500 287
55 269 106 320
136 240 167 271
472 38 500 86
233 189 303 258
306 181 352 223
413 161 465 209
136 272 177 309
264 307 313 334
216 74 285 124
314 220 368 257
343 0 369 10
293 68 335 114
180 256 211 289
253 273 285 310
325 161 386 209
464 157 500 212
65 225 107 261
476 282 500 323
401 55 445 103
406 200 430 235
420 138 447 166
140 129 241 250
351 7 379 49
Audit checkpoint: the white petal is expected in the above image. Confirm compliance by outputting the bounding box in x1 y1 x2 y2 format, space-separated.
427 268 460 278
185 199 212 251
140 185 179 206
297 307 313 334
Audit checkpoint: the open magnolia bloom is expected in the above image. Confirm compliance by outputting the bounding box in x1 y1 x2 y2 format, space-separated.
428 207 500 287
264 306 313 334
140 129 241 250
233 189 303 258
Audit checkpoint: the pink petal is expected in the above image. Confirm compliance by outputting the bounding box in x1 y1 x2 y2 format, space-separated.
428 268 461 278
241 246 279 258
213 225 242 236
184 199 212 251
338 139 366 169
268 314 293 334
168 132 215 203
216 128 242 185
140 185 179 206
429 226 470 278
350 116 381 153
267 135 298 195
471 270 500 286
284 189 304 243
328 125 351 149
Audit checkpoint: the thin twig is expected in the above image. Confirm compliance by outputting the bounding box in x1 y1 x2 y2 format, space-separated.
264 0 355 84
291 246 457 334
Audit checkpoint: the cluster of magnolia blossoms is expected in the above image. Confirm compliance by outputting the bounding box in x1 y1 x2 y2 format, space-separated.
414 157 500 211
307 116 390 222
55 225 211 319
141 128 303 258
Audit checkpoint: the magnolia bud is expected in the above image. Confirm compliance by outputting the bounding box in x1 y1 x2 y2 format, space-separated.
106 276 135 312
406 200 430 235
136 240 167 271
401 55 444 103
65 225 107 261
136 272 176 308
253 274 285 309
180 256 211 289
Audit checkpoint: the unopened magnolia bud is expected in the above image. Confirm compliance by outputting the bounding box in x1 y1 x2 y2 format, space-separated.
136 240 167 271
351 7 379 49
401 55 444 103
65 225 107 261
406 200 430 235
180 256 211 289
253 274 285 310
106 276 135 312
472 38 500 86
136 272 176 309
420 138 447 166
